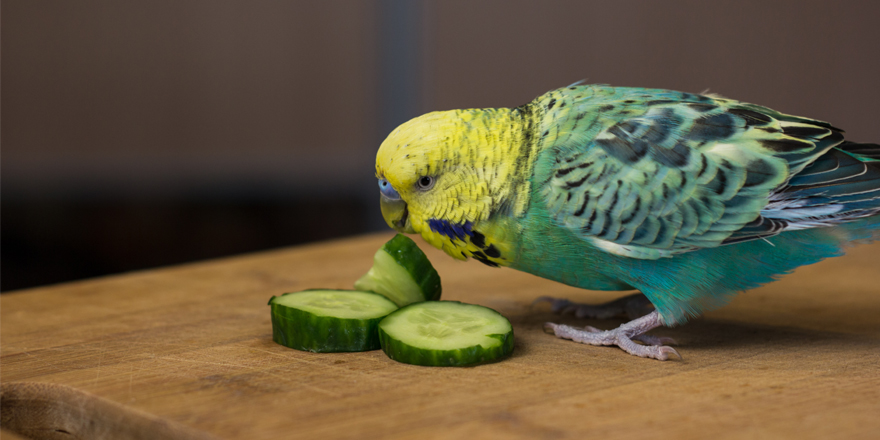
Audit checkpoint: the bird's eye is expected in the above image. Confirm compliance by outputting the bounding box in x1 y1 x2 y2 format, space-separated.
378 178 400 200
417 176 435 190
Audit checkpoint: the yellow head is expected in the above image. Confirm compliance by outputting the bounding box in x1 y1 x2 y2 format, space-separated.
375 108 529 259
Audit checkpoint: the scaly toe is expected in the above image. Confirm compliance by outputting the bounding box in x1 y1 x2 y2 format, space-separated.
543 311 684 361
544 323 618 345
615 336 681 361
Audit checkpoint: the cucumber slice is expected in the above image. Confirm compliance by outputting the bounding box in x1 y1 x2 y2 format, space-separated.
354 234 442 307
378 301 514 366
269 290 398 352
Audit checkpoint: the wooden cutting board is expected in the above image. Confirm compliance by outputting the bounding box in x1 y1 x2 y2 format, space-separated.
2 233 879 440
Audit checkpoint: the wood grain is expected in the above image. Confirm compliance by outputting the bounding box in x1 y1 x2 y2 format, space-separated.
1 382 216 440
2 233 879 440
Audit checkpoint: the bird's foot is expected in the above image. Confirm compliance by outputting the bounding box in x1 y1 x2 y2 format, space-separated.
543 311 681 361
534 292 654 320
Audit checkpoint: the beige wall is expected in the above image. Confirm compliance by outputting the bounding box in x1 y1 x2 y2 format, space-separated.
422 0 880 140
4 0 879 200
3 0 381 198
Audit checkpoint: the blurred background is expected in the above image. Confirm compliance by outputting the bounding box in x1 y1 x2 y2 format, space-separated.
3 0 879 292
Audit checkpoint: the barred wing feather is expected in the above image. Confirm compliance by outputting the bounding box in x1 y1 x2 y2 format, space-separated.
538 93 845 259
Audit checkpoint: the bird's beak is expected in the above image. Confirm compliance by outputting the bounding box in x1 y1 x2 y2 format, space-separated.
380 195 415 233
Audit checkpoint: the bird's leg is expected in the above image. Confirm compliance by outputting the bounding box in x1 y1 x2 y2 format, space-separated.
534 292 654 320
543 311 681 361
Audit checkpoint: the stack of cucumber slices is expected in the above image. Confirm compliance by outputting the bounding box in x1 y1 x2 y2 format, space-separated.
268 234 514 367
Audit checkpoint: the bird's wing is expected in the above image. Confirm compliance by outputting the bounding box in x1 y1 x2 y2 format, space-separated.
537 91 844 259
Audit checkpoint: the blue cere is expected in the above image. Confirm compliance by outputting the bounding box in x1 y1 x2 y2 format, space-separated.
379 179 400 200
428 219 474 242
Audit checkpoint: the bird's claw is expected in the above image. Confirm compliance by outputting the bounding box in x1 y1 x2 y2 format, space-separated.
543 311 681 361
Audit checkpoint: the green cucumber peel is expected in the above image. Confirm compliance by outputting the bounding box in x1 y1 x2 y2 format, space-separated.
354 234 442 306
269 289 398 352
378 300 514 367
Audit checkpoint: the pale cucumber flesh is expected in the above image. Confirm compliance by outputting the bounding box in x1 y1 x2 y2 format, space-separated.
272 289 398 319
269 290 398 352
355 250 424 306
378 301 514 366
354 234 441 307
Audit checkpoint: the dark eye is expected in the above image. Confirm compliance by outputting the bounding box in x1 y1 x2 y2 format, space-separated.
417 176 435 190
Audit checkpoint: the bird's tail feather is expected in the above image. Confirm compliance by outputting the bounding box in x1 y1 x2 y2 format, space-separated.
766 143 880 225
723 143 880 244
839 141 880 162
781 142 880 218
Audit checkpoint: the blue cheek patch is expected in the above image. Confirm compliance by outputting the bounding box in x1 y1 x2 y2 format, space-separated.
428 219 474 242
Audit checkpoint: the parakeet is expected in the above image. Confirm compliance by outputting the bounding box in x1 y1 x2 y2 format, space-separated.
374 84 880 360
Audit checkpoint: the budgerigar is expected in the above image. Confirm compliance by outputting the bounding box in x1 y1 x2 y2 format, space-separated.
374 84 880 360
